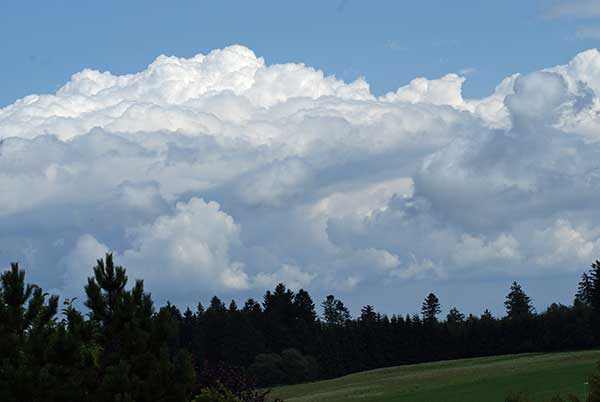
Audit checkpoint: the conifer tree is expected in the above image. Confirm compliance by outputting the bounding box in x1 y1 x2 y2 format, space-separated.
293 289 318 353
321 295 351 325
84 253 194 402
263 284 296 352
360 305 378 323
447 307 465 324
0 263 60 402
421 293 441 323
589 261 600 313
504 282 534 320
575 272 593 306
294 289 317 325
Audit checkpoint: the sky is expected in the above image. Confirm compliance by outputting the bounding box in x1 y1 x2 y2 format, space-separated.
2 0 600 317
4 0 600 106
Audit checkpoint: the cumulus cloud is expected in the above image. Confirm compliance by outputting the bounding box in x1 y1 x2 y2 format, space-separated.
2 45 600 306
254 264 316 290
62 198 249 297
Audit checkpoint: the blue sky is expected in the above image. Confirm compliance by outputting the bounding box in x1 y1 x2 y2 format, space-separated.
4 0 600 315
1 0 598 107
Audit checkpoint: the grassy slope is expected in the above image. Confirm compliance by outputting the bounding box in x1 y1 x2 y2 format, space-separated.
270 350 600 402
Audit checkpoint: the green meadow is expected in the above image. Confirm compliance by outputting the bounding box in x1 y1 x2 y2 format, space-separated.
270 350 600 402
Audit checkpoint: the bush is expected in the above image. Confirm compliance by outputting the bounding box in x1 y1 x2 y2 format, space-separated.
280 349 318 383
192 385 239 402
249 354 285 387
198 362 277 402
249 349 318 387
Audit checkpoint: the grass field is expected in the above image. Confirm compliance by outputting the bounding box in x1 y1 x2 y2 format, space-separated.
270 350 600 402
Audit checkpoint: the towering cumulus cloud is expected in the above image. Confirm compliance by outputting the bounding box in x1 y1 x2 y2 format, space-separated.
2 45 600 306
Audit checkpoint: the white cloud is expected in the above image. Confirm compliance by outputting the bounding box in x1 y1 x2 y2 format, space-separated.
61 234 109 297
532 219 600 268
458 67 477 76
390 258 445 281
2 45 600 305
62 198 249 298
382 73 467 108
452 234 520 267
254 264 316 290
120 198 248 292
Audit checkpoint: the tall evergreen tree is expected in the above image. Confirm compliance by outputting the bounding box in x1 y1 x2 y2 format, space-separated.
294 290 317 325
447 307 465 324
359 305 378 323
0 263 59 402
85 253 194 402
504 282 534 320
421 293 441 323
575 272 593 306
321 295 351 325
263 284 296 352
292 289 318 353
589 261 600 313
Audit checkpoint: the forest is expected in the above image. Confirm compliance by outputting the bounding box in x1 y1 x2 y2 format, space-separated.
2 254 600 402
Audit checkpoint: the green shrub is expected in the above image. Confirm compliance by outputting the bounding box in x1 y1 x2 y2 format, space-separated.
192 385 240 402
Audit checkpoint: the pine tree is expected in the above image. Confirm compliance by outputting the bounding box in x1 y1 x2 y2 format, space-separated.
421 293 441 323
588 261 600 313
575 272 593 306
321 295 351 325
292 289 318 354
204 296 228 362
243 298 262 316
360 305 378 323
446 307 465 324
481 309 494 320
504 282 534 320
208 296 226 312
84 253 194 402
0 263 59 402
263 284 296 352
294 289 317 325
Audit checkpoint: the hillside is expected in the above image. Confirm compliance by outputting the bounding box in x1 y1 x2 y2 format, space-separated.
269 350 600 402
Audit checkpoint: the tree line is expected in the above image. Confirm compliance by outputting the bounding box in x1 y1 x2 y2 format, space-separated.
3 255 600 401
173 265 600 386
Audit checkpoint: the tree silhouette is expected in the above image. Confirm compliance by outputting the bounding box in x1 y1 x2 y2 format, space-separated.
321 295 351 325
589 261 600 313
504 282 534 320
422 293 441 323
84 253 194 402
575 272 593 306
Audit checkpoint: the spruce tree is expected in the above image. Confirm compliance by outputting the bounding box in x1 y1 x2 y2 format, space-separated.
294 289 317 325
446 307 465 324
293 289 318 354
421 293 441 323
588 261 600 313
360 305 378 323
504 282 534 320
263 284 296 352
321 295 351 325
575 272 594 306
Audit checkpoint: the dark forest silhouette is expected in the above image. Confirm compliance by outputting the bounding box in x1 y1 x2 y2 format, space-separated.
3 255 600 401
